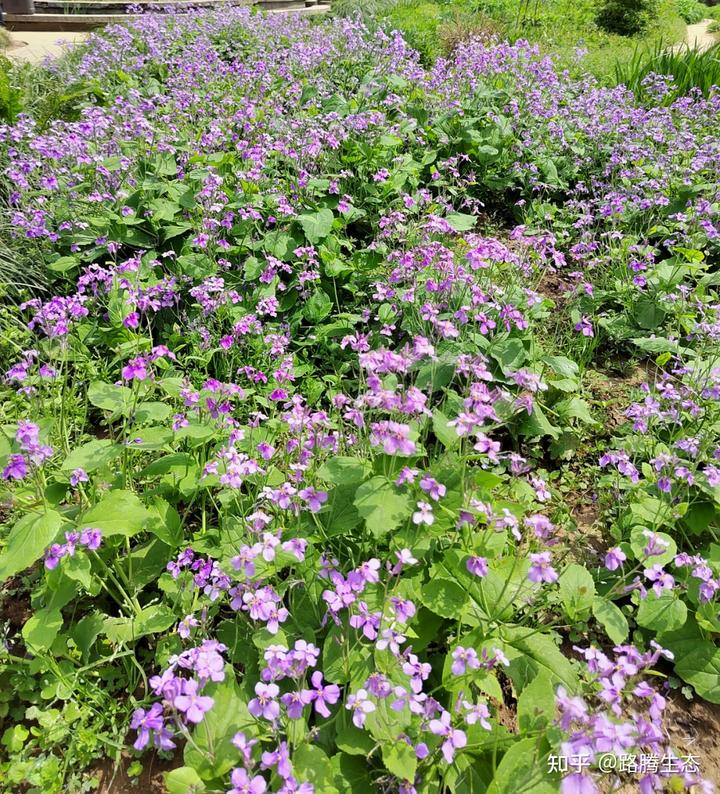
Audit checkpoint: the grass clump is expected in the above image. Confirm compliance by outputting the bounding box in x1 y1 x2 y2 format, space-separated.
615 38 720 103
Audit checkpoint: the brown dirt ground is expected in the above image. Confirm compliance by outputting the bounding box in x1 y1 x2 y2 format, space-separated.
92 753 182 793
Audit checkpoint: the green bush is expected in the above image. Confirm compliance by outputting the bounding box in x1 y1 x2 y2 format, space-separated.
676 0 706 22
597 0 659 35
0 57 22 123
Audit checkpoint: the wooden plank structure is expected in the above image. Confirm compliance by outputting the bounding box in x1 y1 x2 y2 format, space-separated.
3 0 328 31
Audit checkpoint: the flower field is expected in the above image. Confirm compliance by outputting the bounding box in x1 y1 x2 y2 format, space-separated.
2 8 720 793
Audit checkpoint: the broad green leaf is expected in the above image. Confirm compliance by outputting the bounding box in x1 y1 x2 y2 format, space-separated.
184 669 256 780
103 604 176 644
445 212 476 232
0 510 64 581
353 477 413 538
78 489 151 538
22 608 63 652
558 563 595 620
592 597 628 644
542 355 579 378
675 643 720 703
293 745 339 794
382 742 417 780
486 737 556 794
420 577 467 619
304 289 333 322
432 409 460 449
165 767 206 794
517 671 555 731
87 381 133 413
298 209 334 244
336 726 375 756
316 457 371 486
61 439 122 473
135 401 173 424
636 592 687 633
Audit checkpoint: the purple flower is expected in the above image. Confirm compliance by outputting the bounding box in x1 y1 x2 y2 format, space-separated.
561 774 597 794
428 710 467 763
463 700 491 729
2 454 28 481
309 671 340 718
231 732 258 765
451 647 481 676
174 679 214 724
80 528 102 551
466 556 488 577
528 552 558 584
298 487 328 513
70 467 89 486
603 547 626 571
574 317 593 337
228 768 267 794
412 501 434 526
130 703 174 751
249 682 280 721
346 688 375 728
281 689 313 719
121 356 149 382
419 475 446 501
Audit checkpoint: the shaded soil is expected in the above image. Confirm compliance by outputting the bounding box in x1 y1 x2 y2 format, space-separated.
92 753 181 793
664 692 720 785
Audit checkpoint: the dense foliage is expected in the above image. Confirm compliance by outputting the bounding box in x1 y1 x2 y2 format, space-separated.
1 8 720 794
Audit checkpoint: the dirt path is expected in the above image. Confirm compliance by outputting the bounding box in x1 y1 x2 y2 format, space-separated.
4 30 87 63
684 18 717 52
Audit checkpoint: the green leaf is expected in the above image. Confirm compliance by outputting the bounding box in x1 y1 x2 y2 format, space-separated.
353 477 413 538
486 737 555 794
165 767 206 794
61 439 122 473
502 627 578 692
336 726 375 756
558 563 595 620
304 289 333 322
518 403 561 440
316 457 372 486
420 577 467 619
87 381 133 413
0 510 64 581
432 410 460 449
71 612 105 658
135 401 173 424
103 604 176 644
298 209 334 244
636 592 687 633
293 745 339 794
184 669 256 780
592 597 629 644
22 608 63 652
517 671 555 731
542 355 579 378
445 212 476 232
382 742 417 780
554 397 596 426
675 643 720 703
78 489 151 538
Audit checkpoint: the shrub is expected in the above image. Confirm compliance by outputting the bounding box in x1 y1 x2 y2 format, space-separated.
676 0 706 22
438 10 500 55
596 0 659 34
0 57 22 123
